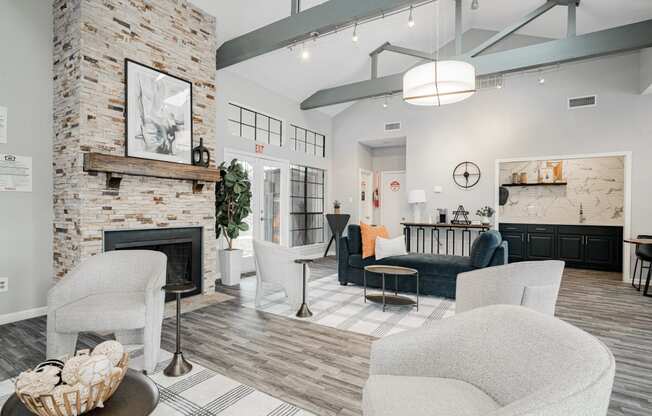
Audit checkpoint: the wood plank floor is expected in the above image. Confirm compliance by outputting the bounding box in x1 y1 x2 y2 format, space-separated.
1 258 651 416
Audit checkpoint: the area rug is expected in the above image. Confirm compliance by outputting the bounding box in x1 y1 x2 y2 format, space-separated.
0 351 314 416
242 274 455 337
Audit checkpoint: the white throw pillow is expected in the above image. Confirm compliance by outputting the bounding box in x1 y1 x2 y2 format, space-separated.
375 236 408 260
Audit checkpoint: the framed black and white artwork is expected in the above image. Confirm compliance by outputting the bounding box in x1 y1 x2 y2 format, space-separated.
125 59 193 164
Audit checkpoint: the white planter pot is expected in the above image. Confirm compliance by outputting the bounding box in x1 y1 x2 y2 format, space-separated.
481 216 491 226
219 249 242 286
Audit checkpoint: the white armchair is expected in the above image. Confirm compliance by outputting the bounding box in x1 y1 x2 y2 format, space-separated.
253 239 307 310
364 305 615 416
455 260 564 315
47 250 167 373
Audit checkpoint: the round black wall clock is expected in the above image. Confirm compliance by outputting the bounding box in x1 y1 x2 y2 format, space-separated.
453 161 481 189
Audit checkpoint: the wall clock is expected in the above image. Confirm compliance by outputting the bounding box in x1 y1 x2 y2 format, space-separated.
453 161 481 189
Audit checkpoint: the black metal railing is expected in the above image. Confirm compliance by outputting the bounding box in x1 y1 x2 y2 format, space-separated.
403 223 490 256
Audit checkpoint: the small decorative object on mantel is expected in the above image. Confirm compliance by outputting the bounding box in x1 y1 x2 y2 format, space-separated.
476 206 495 225
191 137 210 167
511 172 520 184
453 161 481 189
519 172 528 184
125 59 193 164
14 341 128 416
333 200 341 214
451 205 471 225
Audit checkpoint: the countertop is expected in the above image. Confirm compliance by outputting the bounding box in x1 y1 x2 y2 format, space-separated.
499 219 624 227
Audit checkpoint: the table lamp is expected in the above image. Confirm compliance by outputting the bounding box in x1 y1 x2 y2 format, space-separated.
408 189 427 223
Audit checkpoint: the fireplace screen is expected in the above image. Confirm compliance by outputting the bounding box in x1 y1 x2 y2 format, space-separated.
104 227 202 301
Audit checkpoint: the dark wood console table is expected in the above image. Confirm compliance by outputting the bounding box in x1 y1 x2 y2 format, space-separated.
402 222 491 256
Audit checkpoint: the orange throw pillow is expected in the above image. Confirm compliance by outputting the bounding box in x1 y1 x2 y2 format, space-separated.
360 223 389 259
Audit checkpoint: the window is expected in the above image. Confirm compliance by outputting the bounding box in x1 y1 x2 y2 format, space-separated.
289 125 325 158
228 103 282 146
290 165 326 247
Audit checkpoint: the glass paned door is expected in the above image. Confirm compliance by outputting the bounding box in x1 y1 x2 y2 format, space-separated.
223 151 289 273
260 160 287 245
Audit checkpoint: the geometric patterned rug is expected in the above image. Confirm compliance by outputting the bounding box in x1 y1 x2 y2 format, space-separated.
243 274 455 338
147 359 314 416
0 353 315 416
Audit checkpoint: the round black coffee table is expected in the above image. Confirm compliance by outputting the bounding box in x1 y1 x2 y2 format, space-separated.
1 369 159 416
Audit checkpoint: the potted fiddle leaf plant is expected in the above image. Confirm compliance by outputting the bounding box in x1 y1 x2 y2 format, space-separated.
215 159 252 286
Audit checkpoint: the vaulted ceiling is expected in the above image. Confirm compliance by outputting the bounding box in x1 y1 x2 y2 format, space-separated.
190 0 652 116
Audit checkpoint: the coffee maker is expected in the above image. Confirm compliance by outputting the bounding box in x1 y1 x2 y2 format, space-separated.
437 208 448 224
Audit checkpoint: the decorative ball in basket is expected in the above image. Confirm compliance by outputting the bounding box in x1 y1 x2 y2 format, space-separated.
14 341 128 416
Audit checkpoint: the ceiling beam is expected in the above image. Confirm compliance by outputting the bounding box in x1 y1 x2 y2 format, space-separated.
465 1 558 58
301 19 652 110
216 0 427 70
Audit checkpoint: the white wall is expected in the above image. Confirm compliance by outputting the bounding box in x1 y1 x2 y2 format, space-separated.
0 0 53 320
332 52 652 273
371 145 407 173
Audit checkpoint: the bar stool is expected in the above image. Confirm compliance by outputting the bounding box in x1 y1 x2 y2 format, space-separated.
632 234 652 291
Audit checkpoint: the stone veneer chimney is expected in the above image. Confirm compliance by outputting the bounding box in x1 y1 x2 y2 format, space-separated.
52 0 217 292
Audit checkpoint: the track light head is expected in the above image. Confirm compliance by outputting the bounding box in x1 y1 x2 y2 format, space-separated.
471 0 479 10
352 23 359 42
408 5 415 27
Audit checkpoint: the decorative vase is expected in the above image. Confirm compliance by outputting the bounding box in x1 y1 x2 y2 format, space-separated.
219 249 242 286
334 207 341 214
191 138 210 167
481 216 491 225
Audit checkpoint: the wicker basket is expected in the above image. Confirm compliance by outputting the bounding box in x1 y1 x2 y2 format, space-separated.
15 352 129 416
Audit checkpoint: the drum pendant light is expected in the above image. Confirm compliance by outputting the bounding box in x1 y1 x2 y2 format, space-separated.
403 1 475 106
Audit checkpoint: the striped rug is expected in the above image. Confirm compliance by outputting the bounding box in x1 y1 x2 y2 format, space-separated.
0 355 314 416
243 274 455 337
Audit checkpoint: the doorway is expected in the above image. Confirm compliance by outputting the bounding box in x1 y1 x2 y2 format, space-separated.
224 150 289 273
380 170 409 237
359 169 373 224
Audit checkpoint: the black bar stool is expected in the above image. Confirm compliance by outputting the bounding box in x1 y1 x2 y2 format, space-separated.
632 234 652 291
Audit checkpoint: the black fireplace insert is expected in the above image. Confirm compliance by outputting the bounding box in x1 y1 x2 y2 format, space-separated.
104 227 203 301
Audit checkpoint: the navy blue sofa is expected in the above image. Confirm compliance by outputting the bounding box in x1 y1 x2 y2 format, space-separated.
338 225 508 299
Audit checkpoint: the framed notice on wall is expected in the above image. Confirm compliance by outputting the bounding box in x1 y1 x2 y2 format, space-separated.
0 154 32 192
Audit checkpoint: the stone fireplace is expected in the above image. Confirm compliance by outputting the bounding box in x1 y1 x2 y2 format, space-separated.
52 0 217 293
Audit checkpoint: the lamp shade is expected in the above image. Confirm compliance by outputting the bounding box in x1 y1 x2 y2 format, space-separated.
408 189 427 204
403 60 476 106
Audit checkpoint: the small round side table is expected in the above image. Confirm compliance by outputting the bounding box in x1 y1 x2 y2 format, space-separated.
163 282 196 377
294 259 313 318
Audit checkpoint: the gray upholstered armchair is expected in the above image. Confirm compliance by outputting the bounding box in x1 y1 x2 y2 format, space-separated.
456 260 564 315
47 250 167 373
364 305 615 416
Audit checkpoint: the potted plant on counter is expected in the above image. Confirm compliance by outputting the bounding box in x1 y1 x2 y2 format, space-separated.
215 159 252 286
476 206 495 226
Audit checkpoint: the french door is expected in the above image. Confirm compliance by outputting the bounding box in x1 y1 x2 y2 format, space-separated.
224 150 289 272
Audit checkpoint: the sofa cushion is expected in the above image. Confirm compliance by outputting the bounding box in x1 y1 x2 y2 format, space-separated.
349 253 474 277
470 230 502 268
363 375 500 416
361 223 390 259
56 292 146 333
347 224 363 255
375 236 407 260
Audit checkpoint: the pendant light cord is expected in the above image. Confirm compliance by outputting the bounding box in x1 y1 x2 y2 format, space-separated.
434 0 441 106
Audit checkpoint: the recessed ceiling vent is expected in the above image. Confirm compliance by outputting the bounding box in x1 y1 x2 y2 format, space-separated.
384 121 402 132
568 95 597 109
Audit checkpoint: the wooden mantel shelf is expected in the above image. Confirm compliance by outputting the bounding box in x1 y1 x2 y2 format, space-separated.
83 152 221 193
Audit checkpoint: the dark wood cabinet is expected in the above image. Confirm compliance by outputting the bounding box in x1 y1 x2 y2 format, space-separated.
527 233 555 259
499 223 622 271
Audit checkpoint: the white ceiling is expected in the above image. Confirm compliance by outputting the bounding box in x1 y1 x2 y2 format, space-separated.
190 0 652 116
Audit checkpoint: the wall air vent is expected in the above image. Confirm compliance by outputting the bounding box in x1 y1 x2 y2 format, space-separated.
568 95 597 109
384 121 402 132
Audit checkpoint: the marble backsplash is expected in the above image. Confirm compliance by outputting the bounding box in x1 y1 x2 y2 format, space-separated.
499 156 624 226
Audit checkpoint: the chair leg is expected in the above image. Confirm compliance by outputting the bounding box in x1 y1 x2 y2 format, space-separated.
644 266 652 297
47 332 78 359
632 258 640 290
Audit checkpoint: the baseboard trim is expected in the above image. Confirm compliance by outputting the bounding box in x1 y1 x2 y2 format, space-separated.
0 306 47 326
